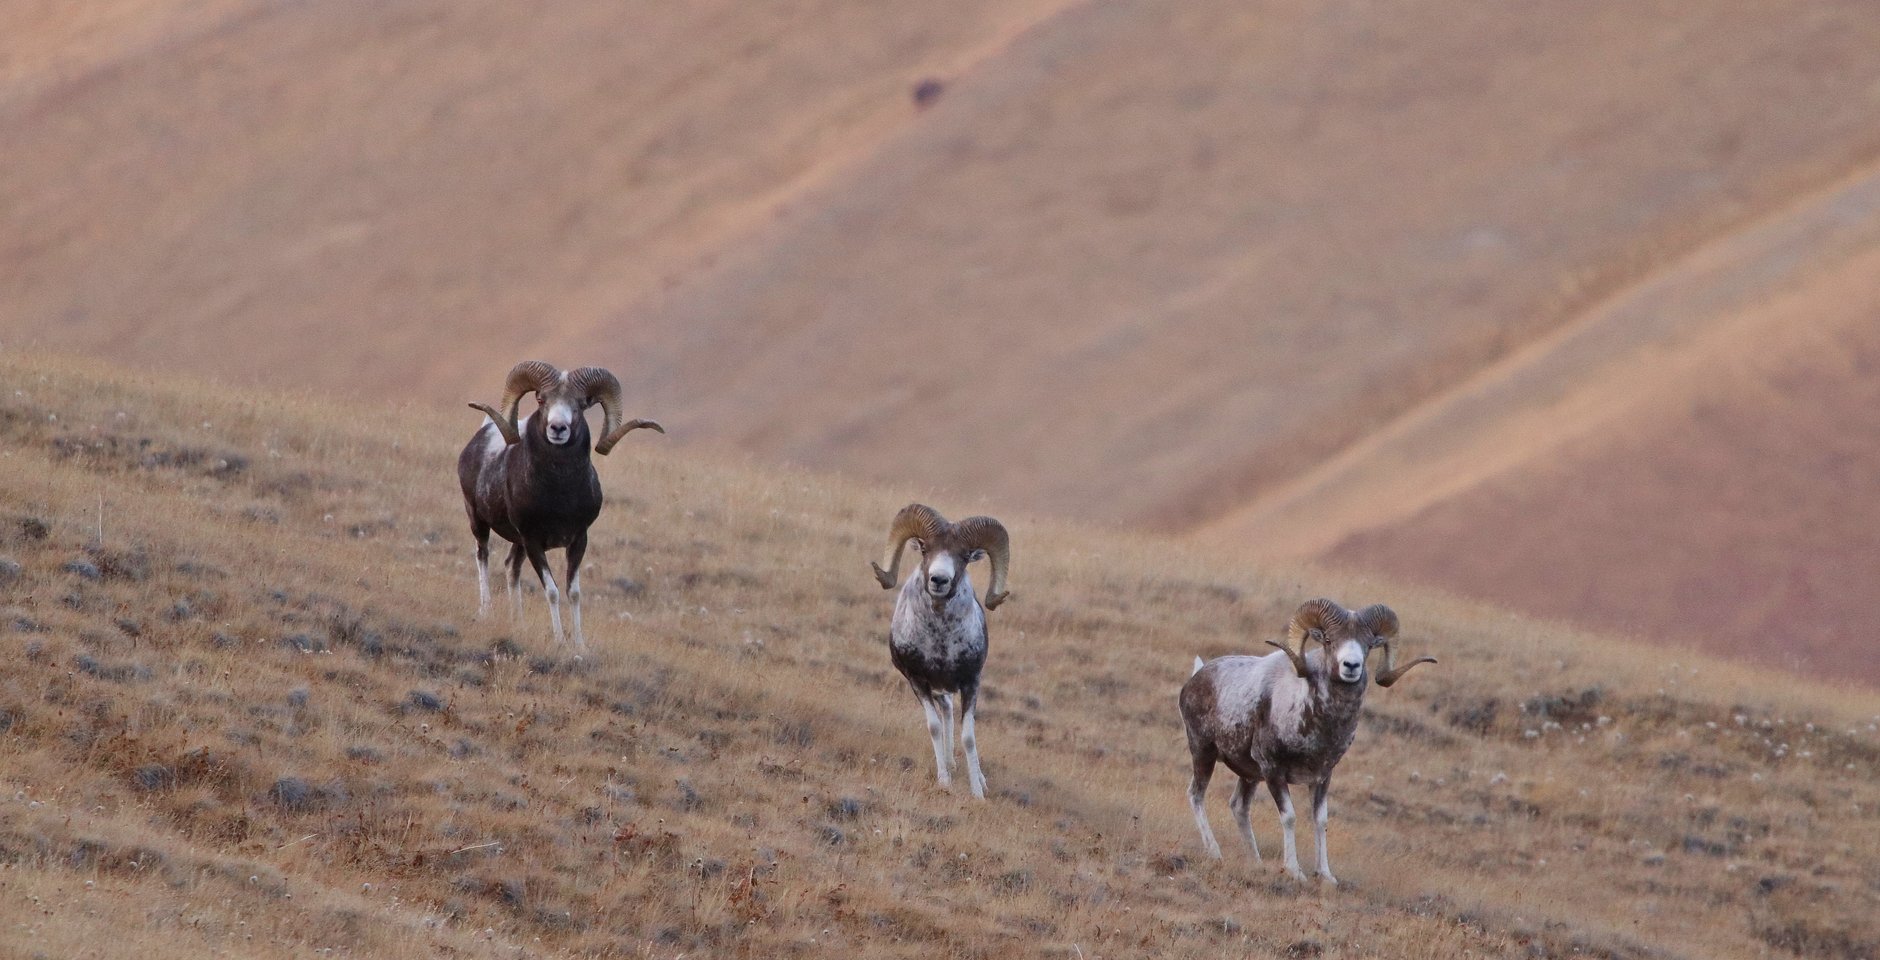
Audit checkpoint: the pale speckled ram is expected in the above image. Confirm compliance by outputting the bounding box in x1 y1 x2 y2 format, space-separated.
1180 598 1436 884
869 503 1013 799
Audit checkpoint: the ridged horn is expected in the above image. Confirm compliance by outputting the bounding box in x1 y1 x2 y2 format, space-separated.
956 515 1012 610
568 366 664 455
871 504 947 589
1358 603 1436 688
1374 643 1437 688
1269 598 1348 679
1263 638 1311 678
1356 604 1399 641
468 360 559 446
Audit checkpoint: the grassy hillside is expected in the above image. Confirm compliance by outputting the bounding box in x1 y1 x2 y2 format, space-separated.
0 353 1876 958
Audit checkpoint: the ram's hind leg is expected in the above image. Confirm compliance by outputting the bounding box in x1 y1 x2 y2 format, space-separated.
524 544 564 647
1229 776 1264 861
504 543 525 623
1187 745 1223 859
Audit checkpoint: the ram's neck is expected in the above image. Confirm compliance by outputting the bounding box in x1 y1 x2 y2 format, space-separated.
897 570 982 620
517 434 593 487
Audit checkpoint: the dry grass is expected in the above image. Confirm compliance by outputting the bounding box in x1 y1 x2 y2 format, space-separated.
0 351 1876 958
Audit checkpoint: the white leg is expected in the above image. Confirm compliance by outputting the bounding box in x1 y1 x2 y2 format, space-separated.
942 694 957 771
568 570 586 652
1229 778 1263 861
475 550 491 618
961 702 986 799
918 697 951 788
540 569 564 647
1189 769 1222 859
1312 782 1336 885
507 558 523 623
1273 781 1305 879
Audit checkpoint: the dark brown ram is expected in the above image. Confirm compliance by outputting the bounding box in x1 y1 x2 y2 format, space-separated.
459 360 662 650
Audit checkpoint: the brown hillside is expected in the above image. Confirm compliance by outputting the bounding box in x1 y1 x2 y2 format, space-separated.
0 0 1065 395
1200 163 1880 681
1318 241 1880 685
608 1 1880 532
1 353 1878 957
7 3 1880 686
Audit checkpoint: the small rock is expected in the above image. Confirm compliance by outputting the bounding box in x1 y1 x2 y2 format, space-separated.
406 690 444 712
271 777 315 811
0 558 22 584
282 633 327 653
64 559 101 580
131 765 175 792
675 780 701 811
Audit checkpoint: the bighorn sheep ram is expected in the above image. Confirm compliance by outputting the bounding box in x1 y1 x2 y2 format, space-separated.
1180 599 1436 884
870 504 1012 798
459 360 663 650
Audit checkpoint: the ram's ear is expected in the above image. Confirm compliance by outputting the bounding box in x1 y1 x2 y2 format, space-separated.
968 548 988 563
910 538 928 555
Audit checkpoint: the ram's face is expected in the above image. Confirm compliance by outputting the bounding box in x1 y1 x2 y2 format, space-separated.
526 384 590 449
541 393 579 446
913 537 985 602
1330 637 1366 685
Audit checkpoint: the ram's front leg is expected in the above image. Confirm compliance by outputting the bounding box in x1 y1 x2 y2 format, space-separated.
959 682 986 799
1311 778 1336 886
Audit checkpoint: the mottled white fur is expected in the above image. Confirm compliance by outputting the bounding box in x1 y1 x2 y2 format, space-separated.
892 569 986 667
1208 653 1312 748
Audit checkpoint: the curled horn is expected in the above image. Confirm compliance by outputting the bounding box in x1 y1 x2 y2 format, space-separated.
568 366 665 455
956 515 1012 610
468 360 559 446
1266 598 1348 679
1358 603 1437 688
871 504 947 589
